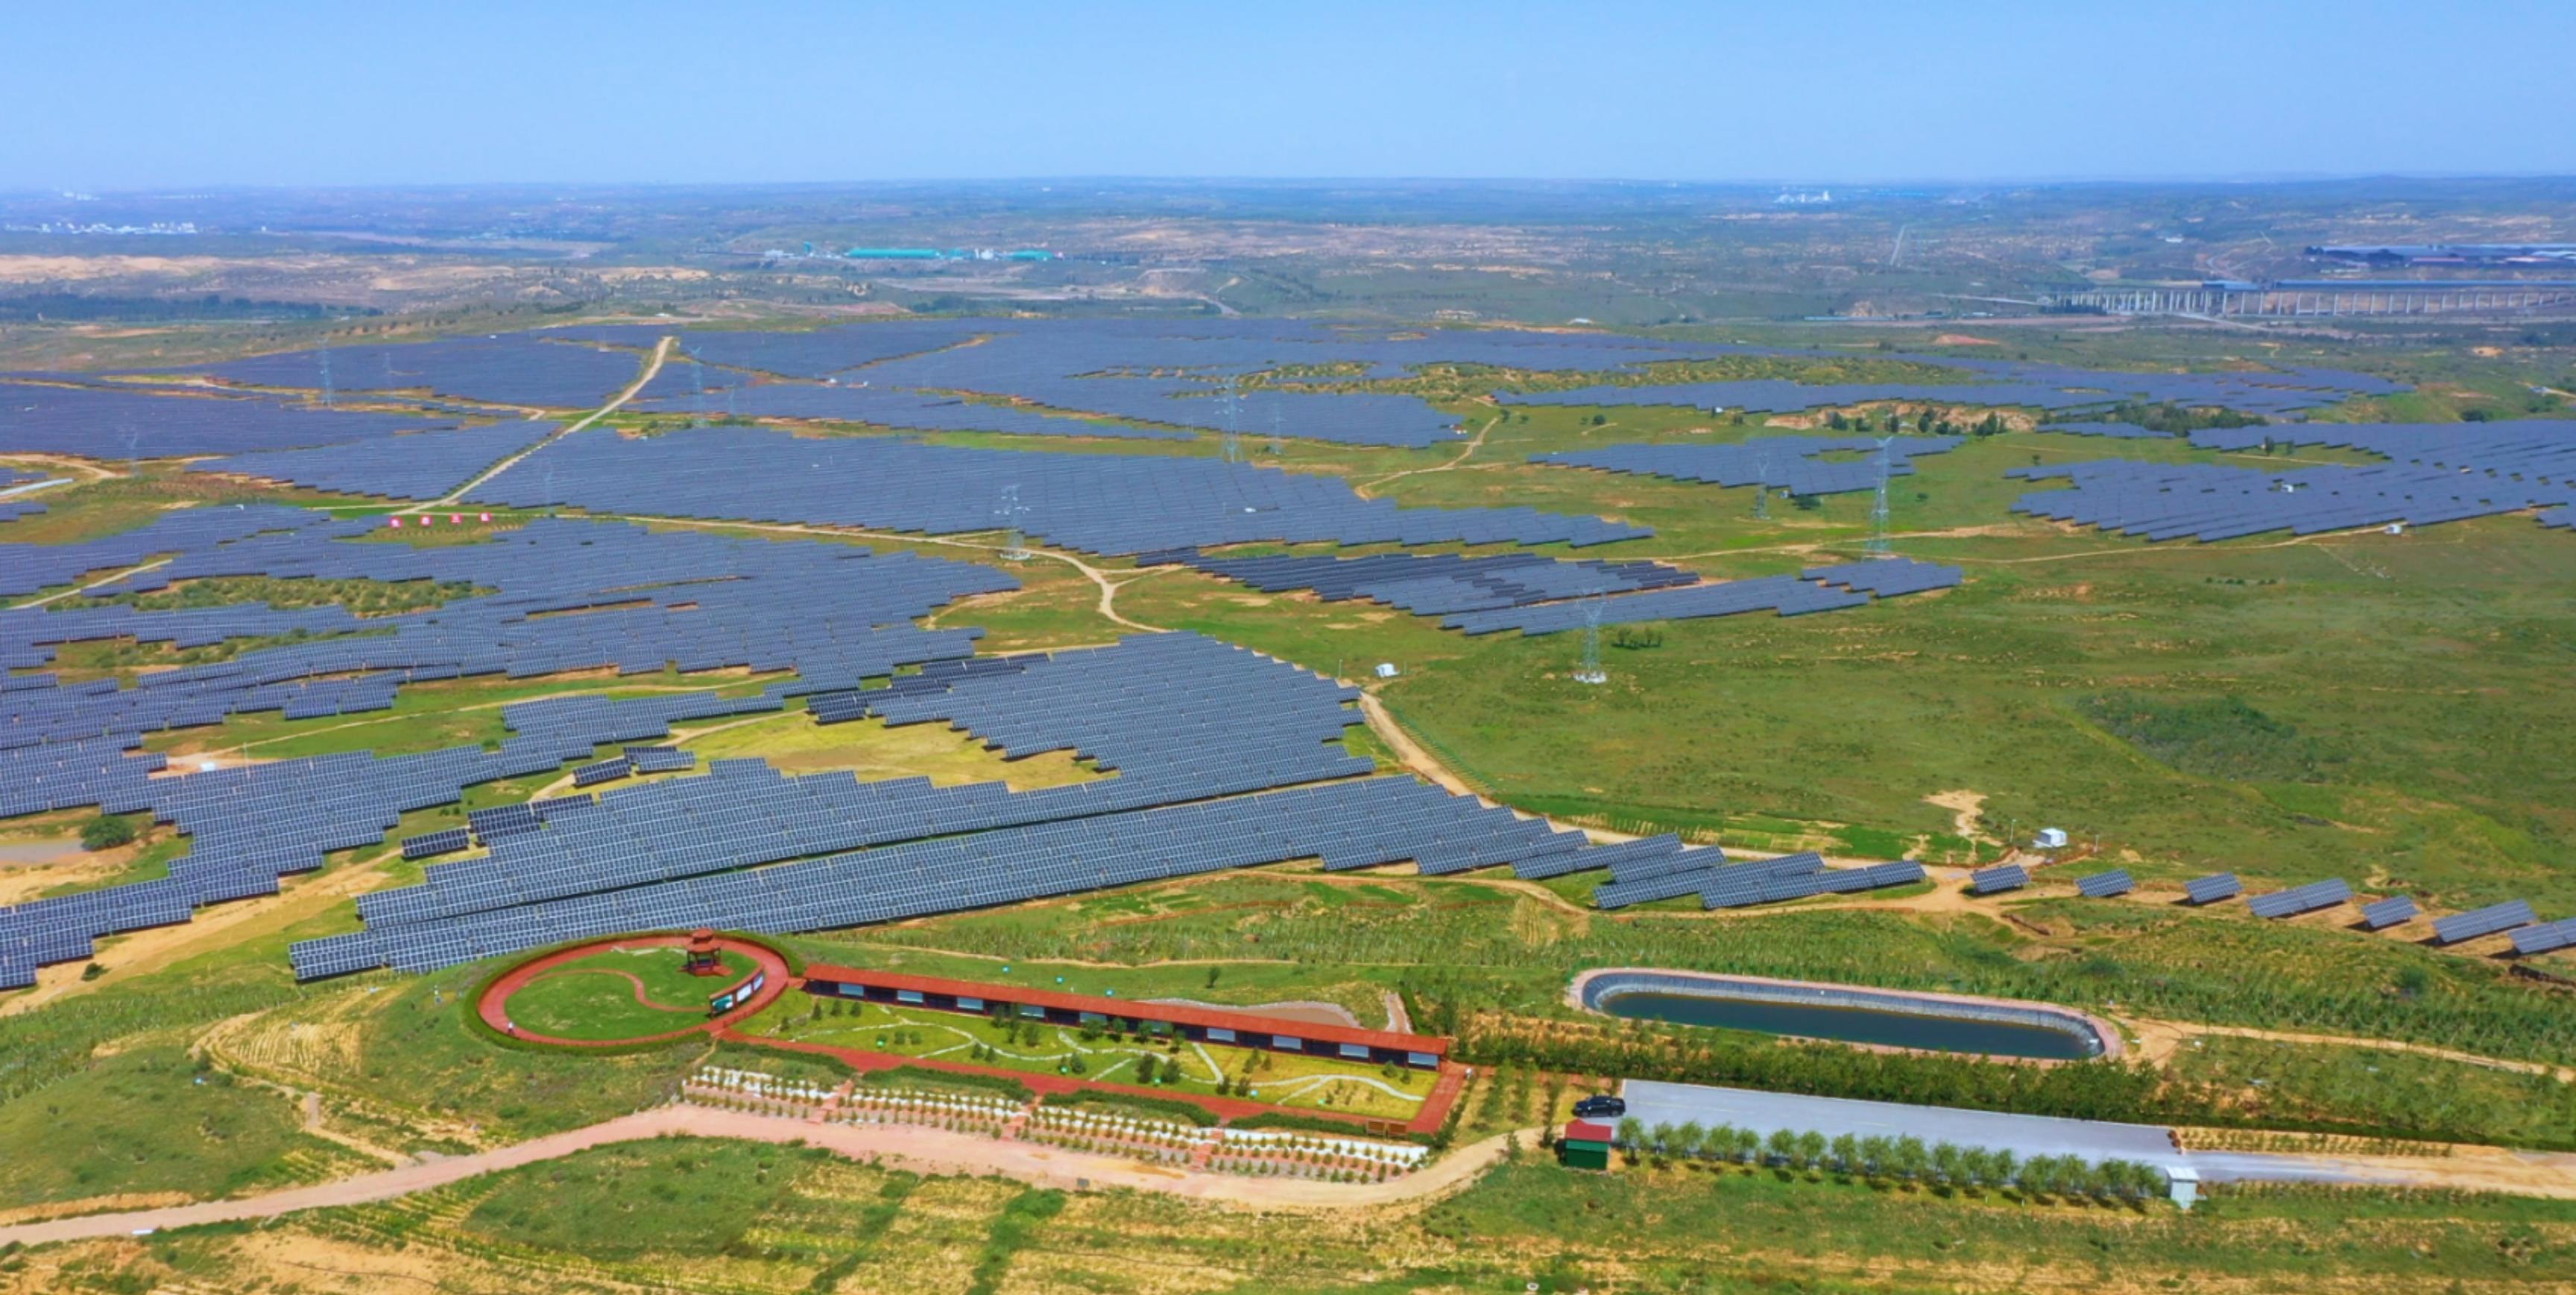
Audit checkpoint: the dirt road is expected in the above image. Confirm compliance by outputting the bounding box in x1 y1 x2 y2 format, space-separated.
0 1107 1524 1249
405 334 675 512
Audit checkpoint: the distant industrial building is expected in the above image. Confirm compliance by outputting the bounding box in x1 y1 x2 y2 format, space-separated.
2308 244 2576 268
2047 279 2576 318
843 247 1058 262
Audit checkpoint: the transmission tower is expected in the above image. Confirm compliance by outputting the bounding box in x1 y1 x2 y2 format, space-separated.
995 483 1029 561
1866 435 1894 555
1219 377 1243 464
690 361 709 428
317 333 335 409
1573 593 1608 685
1267 407 1285 456
1752 447 1772 520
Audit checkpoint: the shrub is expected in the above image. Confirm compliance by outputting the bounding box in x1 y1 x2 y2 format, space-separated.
80 814 136 851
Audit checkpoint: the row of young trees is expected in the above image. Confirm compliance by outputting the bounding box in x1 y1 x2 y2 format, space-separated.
1461 1018 2173 1125
1605 1116 2169 1203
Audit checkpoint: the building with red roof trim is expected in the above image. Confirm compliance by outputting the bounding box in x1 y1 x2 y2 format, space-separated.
801 963 1450 1069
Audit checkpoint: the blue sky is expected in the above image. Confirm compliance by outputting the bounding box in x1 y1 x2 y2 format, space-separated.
9 0 2568 189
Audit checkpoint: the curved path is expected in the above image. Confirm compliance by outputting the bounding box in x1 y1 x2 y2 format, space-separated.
476 933 788 1047
0 1109 1526 1249
522 965 710 1015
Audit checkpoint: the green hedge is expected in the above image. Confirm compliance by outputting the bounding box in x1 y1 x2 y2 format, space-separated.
859 1065 1033 1103
1039 1090 1219 1127
1228 1110 1397 1138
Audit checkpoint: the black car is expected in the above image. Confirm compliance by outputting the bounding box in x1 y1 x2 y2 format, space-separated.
1572 1094 1626 1120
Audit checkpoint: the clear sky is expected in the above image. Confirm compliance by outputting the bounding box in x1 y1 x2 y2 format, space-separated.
10 0 2567 189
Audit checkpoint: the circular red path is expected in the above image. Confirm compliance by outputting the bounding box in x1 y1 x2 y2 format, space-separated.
478 934 791 1048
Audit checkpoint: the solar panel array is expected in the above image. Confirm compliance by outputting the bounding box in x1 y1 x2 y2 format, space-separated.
572 756 634 787
628 746 695 774
1439 558 1961 637
1969 863 2029 895
200 335 651 409
0 503 331 599
645 384 1195 441
1502 360 2403 418
1705 855 1924 910
1532 435 1962 497
401 828 471 860
2431 899 2536 945
2039 422 2176 439
2010 422 2576 543
1155 549 1696 616
2358 895 2419 930
2511 918 2576 957
1802 557 1965 598
1511 832 1688 882
2184 872 2242 905
0 517 1020 987
2075 869 2135 898
465 426 1647 556
301 634 1377 956
0 382 460 458
2245 877 2352 919
292 771 1585 979
189 420 562 501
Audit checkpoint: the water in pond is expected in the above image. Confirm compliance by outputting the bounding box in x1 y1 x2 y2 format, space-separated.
1595 990 2098 1061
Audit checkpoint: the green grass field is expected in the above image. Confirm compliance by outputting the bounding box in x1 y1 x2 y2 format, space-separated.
34 1136 2576 1293
495 945 752 1041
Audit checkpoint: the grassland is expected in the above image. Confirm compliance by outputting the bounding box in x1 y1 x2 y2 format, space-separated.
1126 411 2576 910
13 1138 2576 1294
496 945 754 1042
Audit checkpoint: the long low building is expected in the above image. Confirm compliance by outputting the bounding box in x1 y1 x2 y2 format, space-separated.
801 964 1451 1070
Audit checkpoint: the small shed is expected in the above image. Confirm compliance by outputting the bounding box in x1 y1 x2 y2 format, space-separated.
1560 1119 1615 1171
2033 827 2070 850
1373 662 1400 679
2166 1165 2200 1210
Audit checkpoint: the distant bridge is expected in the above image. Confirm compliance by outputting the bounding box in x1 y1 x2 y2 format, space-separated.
2047 280 2576 318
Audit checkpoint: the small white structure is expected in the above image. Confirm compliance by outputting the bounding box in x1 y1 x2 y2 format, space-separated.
2033 827 2070 850
2166 1165 2201 1210
2384 522 2405 535
1373 662 1400 680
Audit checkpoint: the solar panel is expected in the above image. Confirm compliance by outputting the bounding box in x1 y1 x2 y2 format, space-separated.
2510 918 2576 957
2357 895 2418 930
2183 873 2241 905
2074 869 2134 898
2431 900 2536 945
1969 863 2029 895
2245 877 2352 920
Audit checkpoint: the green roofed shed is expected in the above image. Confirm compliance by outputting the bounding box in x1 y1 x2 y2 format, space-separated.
1560 1119 1614 1170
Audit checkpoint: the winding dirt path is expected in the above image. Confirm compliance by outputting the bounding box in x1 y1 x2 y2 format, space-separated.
0 1110 1526 1250
1357 412 1502 494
